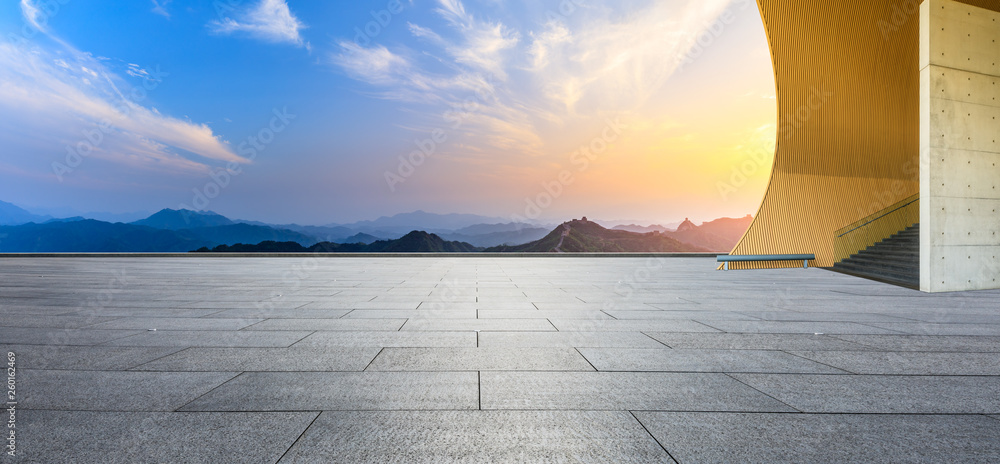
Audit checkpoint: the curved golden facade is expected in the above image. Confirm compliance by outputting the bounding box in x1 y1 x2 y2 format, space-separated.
729 0 1000 269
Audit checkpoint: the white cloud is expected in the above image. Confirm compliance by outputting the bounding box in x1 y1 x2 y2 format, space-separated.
408 23 444 45
331 0 735 164
332 42 410 85
208 0 307 47
435 0 472 28
0 41 245 175
151 0 172 18
19 0 45 32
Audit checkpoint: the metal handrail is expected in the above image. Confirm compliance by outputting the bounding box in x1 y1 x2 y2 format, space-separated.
835 193 919 238
833 193 919 263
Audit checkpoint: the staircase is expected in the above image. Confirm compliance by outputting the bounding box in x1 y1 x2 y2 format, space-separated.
831 223 919 289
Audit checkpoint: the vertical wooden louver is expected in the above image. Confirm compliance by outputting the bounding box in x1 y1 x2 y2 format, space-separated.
728 0 1000 270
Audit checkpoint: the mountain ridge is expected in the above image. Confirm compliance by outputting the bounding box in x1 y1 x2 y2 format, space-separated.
485 218 712 253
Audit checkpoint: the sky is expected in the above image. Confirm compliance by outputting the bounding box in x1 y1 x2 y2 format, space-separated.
0 0 776 226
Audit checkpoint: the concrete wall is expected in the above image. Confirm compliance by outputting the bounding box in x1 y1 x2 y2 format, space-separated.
920 0 1000 292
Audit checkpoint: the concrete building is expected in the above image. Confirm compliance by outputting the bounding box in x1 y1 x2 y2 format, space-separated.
727 0 1000 292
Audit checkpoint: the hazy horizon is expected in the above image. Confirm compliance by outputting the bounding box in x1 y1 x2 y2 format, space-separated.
0 0 776 225
4 197 748 229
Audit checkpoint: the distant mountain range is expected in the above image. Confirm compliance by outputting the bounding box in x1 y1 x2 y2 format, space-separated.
329 210 507 232
204 217 746 254
132 209 235 230
0 200 752 253
486 218 711 253
612 224 674 234
0 200 52 225
197 231 479 253
665 215 753 252
0 203 558 252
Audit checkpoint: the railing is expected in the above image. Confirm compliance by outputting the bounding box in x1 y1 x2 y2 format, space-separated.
833 193 919 263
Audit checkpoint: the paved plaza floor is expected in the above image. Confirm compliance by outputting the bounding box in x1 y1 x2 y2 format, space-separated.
1 257 999 463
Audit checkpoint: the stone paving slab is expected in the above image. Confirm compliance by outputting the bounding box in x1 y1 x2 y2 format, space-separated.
788 351 1000 375
469 301 538 310
734 311 917 323
60 307 229 318
477 331 666 348
243 318 407 331
341 309 477 319
548 319 721 332
16 411 317 464
102 330 314 347
861 322 1000 336
476 309 614 319
696 320 907 334
633 412 1000 464
132 347 382 372
0 327 144 346
19 369 238 411
644 332 875 351
367 347 595 371
828 334 1000 352
533 302 665 311
201 308 353 319
0 314 122 329
480 372 796 411
293 331 477 347
578 348 847 373
886 313 1000 324
606 310 760 320
4 344 183 370
279 411 673 463
87 317 263 331
732 374 1000 413
180 372 479 411
399 318 556 331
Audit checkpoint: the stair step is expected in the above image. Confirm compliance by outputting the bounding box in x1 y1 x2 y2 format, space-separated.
835 223 920 287
836 258 916 270
833 264 918 283
852 254 918 264
837 260 917 275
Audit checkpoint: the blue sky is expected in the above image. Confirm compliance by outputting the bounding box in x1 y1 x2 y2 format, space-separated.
0 0 775 225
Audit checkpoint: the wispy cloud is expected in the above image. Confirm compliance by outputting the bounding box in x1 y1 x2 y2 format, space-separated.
408 22 445 45
332 42 411 86
208 0 307 47
0 6 246 176
19 0 46 33
330 0 733 163
151 0 172 19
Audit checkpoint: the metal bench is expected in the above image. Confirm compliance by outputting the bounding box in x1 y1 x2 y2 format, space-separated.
717 254 816 270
